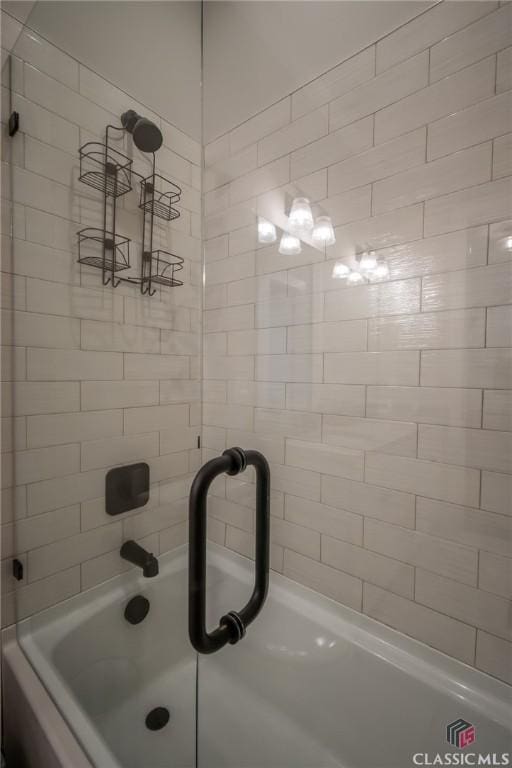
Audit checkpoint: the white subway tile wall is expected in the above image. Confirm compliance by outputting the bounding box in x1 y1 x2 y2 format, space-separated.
202 3 512 684
0 14 201 623
2 3 511 686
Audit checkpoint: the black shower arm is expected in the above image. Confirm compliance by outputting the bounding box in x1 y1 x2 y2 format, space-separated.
188 447 270 655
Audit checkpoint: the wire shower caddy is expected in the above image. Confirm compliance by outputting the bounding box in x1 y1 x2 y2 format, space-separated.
76 118 183 295
139 153 183 295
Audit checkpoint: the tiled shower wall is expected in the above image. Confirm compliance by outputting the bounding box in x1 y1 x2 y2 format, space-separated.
203 2 512 684
0 11 202 624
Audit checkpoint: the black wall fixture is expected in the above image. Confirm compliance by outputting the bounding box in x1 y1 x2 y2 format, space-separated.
106 462 150 516
76 111 183 295
12 558 24 581
121 110 163 153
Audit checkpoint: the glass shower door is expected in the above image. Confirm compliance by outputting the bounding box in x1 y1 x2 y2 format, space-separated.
198 1 512 765
2 4 201 766
199 7 334 756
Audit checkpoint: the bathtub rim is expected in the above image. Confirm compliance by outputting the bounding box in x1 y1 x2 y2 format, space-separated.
1 624 94 768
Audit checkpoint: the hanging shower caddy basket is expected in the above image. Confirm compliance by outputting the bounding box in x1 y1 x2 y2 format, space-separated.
77 228 131 273
139 173 181 221
79 142 133 198
142 249 184 287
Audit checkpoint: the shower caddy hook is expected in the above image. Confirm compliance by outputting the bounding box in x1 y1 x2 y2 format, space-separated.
76 110 184 295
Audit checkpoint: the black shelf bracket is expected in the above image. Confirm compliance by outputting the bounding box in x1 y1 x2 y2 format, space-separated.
12 558 24 581
8 111 19 137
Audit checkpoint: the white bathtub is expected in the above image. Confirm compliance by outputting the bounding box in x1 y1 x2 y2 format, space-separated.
3 543 512 768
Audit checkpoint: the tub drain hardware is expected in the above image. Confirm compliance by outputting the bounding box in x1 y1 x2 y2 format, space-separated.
124 595 150 625
145 707 170 731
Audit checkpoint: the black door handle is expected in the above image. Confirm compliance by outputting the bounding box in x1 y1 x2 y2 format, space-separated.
188 447 270 654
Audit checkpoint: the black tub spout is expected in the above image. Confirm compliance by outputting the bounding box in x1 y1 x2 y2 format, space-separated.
120 540 159 578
